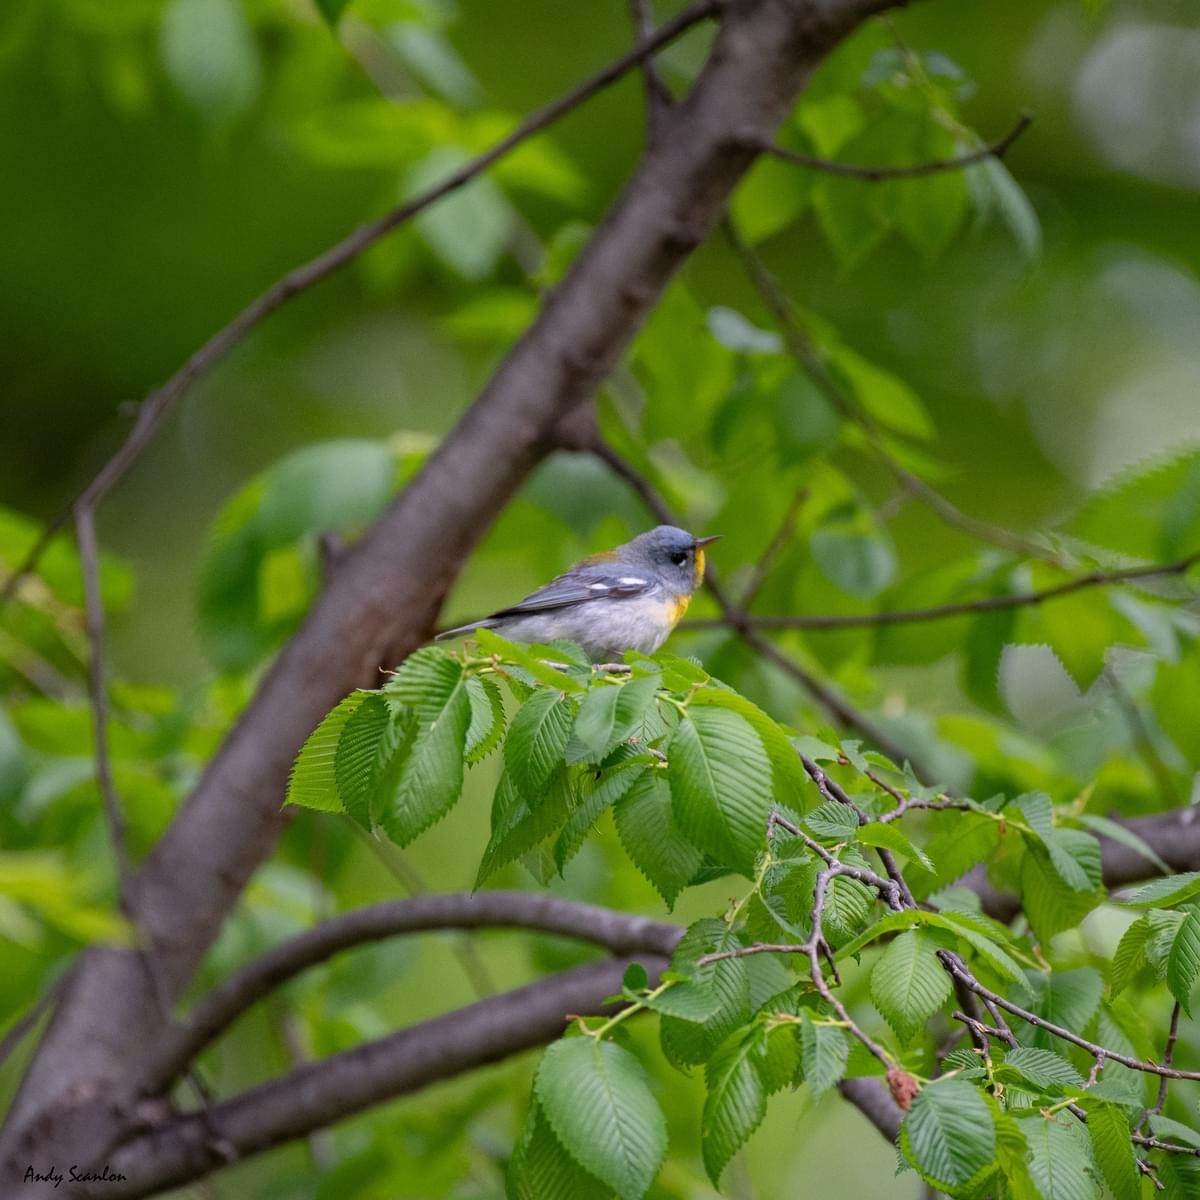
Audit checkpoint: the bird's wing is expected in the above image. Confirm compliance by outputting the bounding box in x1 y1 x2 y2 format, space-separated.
487 566 654 619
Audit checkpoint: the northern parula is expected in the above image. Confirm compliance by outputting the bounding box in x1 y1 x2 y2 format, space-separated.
437 525 719 662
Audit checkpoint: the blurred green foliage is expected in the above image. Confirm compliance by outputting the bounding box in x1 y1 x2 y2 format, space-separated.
3 0 1200 1195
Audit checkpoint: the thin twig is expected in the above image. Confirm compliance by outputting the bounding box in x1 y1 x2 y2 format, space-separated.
683 551 1200 632
75 506 131 897
628 0 673 136
739 488 808 610
758 111 1032 181
0 0 721 615
1139 1002 1182 1133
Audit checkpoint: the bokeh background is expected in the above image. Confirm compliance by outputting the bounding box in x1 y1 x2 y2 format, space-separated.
3 0 1200 1196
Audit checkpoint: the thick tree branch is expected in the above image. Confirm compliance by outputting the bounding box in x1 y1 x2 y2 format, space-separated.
5 0 903 1185
143 892 682 1093
759 111 1032 180
86 956 668 1199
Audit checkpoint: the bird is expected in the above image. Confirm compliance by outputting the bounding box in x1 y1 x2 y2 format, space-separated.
436 525 719 662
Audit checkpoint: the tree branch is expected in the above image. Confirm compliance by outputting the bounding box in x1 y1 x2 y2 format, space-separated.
88 956 669 1199
143 892 682 1093
759 111 1032 181
683 550 1200 632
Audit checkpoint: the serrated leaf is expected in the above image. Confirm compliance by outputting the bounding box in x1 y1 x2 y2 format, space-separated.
334 691 392 828
1021 841 1103 945
1104 916 1152 993
1169 910 1200 1015
870 930 951 1044
506 688 576 801
803 800 860 841
797 1017 849 1098
476 768 575 887
287 692 367 812
1002 1047 1085 1091
822 872 874 947
908 813 1000 900
639 979 721 1023
382 647 464 723
465 674 506 764
1148 1113 1200 1148
380 679 471 845
836 908 1028 986
554 759 648 872
901 1077 996 1192
702 1030 767 1185
1088 1103 1139 1200
659 920 750 1067
614 769 703 909
508 1099 615 1200
858 821 934 872
1126 872 1200 910
568 675 659 764
668 706 772 876
690 688 809 807
475 627 586 692
1019 1112 1098 1200
535 1038 667 1200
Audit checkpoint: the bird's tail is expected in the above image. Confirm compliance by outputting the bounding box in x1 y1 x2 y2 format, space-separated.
434 618 497 642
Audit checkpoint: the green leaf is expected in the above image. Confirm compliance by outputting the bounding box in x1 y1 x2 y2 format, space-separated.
1126 872 1200 910
702 1030 767 1185
1019 1111 1098 1200
407 146 513 280
975 157 1041 261
1001 1047 1085 1091
900 1077 996 1193
870 929 951 1044
797 1016 848 1098
383 648 465 724
160 0 260 126
569 676 659 764
638 979 721 1023
535 1038 667 1200
1076 813 1170 874
668 706 772 876
1109 915 1151 996
1024 969 1103 1051
659 920 751 1067
508 1100 614 1200
475 627 587 692
803 800 860 841
836 908 1028 986
476 768 575 887
555 759 648 871
810 526 896 599
313 0 352 26
908 814 1000 899
1168 910 1200 1015
506 688 576 801
465 675 506 764
287 692 367 812
334 692 393 828
614 769 703 909
1088 1103 1140 1200
822 872 874 947
1021 841 1103 945
857 821 935 872
380 679 471 846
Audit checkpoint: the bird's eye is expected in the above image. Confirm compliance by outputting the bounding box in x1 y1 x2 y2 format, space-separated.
670 551 689 566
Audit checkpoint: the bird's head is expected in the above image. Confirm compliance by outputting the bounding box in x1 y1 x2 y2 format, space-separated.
626 525 720 595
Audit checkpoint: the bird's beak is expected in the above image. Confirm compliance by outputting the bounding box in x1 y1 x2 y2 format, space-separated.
694 535 721 548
